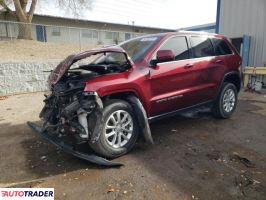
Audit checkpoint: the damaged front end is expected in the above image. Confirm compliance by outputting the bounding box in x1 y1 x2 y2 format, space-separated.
40 88 103 144
28 47 132 166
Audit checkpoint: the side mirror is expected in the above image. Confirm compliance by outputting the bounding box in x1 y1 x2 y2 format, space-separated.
156 50 175 63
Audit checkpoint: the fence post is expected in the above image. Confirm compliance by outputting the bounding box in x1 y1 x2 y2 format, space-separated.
8 22 12 41
68 27 71 44
42 25 45 42
98 30 101 45
91 30 93 47
4 21 8 38
79 28 81 51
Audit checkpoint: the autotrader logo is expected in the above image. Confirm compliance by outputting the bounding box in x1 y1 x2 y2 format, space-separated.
0 188 54 200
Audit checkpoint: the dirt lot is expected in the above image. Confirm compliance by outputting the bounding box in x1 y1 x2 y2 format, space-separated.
0 91 266 200
0 40 98 61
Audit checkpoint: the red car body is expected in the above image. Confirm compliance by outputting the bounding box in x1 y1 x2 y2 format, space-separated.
83 32 241 119
30 31 242 163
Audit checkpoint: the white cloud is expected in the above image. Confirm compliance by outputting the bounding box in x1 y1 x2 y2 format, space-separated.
36 0 217 29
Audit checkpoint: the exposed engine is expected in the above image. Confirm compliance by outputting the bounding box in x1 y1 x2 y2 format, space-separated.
39 49 131 144
40 79 96 142
40 72 105 143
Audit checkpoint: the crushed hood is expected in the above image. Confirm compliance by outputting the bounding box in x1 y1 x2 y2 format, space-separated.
48 46 132 88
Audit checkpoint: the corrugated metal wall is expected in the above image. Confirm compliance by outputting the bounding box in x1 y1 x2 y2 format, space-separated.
219 0 266 66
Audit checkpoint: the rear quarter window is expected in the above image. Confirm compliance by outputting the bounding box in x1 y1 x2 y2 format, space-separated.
190 36 215 58
211 38 232 55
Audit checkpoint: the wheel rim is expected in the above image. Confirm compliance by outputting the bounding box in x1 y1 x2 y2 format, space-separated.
222 88 235 113
104 110 133 148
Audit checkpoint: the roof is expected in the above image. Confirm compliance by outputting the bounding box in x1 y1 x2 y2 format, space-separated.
32 13 175 32
131 31 220 38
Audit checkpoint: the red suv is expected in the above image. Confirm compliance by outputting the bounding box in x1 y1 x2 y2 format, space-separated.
29 32 241 162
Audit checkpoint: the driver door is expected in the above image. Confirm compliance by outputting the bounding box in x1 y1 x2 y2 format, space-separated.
149 36 198 117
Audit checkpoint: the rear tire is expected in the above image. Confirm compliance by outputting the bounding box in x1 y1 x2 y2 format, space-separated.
89 99 139 158
212 82 238 119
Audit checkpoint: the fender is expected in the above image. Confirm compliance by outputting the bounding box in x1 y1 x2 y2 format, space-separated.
216 71 241 98
125 95 154 145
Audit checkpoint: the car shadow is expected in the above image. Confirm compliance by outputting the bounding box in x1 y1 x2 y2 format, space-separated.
1 100 266 199
0 120 105 186
127 100 266 199
0 107 212 186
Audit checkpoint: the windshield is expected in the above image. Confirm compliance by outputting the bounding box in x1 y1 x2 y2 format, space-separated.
120 36 162 62
68 52 130 75
90 52 128 65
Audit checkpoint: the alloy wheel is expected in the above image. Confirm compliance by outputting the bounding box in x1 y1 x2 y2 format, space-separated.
104 110 133 148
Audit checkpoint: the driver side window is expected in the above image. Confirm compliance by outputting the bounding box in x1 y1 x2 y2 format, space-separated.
154 36 189 62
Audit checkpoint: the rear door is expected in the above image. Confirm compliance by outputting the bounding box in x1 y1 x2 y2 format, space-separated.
210 37 235 95
186 36 219 102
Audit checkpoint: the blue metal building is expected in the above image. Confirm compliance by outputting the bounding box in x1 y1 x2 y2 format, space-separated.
181 23 216 33
182 0 265 68
217 0 266 67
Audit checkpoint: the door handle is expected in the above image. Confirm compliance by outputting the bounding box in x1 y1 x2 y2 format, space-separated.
184 64 193 69
215 59 223 63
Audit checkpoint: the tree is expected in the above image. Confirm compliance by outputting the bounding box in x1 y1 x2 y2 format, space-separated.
0 0 92 40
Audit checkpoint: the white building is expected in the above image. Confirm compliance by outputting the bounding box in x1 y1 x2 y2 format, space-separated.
0 13 174 45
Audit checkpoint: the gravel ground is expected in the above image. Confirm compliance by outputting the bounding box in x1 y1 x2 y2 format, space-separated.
0 40 98 61
0 91 266 200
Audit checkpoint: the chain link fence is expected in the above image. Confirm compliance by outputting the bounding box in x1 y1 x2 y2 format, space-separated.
0 20 145 50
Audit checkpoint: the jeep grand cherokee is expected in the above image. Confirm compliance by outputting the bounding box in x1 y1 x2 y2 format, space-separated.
29 32 242 161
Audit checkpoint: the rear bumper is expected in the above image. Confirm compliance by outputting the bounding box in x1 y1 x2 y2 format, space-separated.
27 121 123 167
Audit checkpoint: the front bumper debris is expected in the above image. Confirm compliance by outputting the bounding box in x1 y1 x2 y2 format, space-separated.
27 121 123 167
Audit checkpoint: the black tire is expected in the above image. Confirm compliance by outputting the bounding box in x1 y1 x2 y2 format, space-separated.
212 82 238 119
89 99 139 158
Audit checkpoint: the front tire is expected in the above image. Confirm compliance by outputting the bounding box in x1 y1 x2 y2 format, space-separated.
89 99 139 158
212 82 238 119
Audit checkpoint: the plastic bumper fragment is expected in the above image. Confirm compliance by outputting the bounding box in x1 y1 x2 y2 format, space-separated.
27 121 123 167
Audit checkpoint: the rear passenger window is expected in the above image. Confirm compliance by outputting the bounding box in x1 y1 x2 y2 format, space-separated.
159 36 189 60
211 38 232 55
190 37 215 58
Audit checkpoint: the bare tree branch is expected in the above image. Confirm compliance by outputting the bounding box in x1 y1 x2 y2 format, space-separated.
19 0 27 12
57 0 93 17
13 0 27 21
0 0 16 16
27 0 36 21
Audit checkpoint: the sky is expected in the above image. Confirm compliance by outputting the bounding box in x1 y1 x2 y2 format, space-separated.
37 0 217 30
